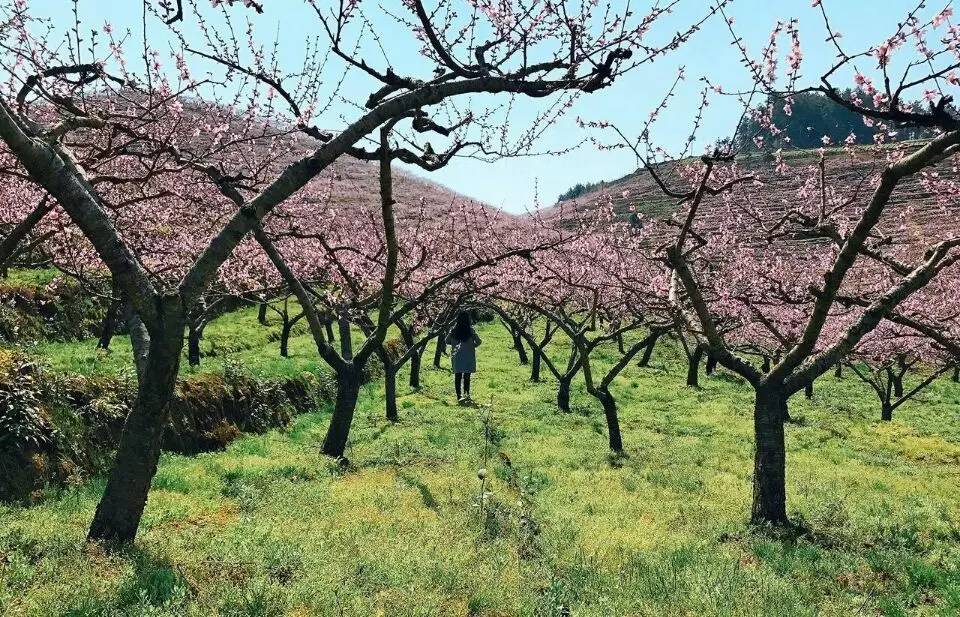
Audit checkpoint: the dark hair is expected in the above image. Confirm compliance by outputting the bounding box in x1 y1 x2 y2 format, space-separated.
450 311 473 342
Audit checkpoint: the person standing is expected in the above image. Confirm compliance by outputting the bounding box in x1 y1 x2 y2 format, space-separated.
446 311 482 404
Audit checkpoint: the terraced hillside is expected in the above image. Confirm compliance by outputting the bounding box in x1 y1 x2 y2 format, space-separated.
550 143 960 247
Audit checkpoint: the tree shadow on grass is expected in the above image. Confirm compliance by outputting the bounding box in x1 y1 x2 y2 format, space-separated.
112 546 192 612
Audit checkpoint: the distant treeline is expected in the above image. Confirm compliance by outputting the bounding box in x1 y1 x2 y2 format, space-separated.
557 180 610 202
733 91 936 152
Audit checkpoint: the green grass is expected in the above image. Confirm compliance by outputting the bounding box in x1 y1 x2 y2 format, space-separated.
2 322 960 615
2 268 60 288
26 302 333 380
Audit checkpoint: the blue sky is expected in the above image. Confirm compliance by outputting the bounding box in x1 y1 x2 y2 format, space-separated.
27 0 937 213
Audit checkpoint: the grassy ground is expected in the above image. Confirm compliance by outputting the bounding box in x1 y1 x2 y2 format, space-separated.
2 320 960 616
28 302 329 380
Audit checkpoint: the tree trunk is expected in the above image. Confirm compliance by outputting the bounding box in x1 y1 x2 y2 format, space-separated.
88 302 185 545
279 316 293 358
0 198 51 273
126 308 150 383
187 322 202 367
324 320 335 343
322 367 362 458
637 333 659 367
97 299 121 350
954 365 959 383
834 363 843 379
616 333 625 354
557 376 572 412
686 345 703 387
338 316 353 360
530 347 543 382
598 388 623 452
434 330 446 369
751 387 789 526
761 356 771 374
408 344 423 389
384 365 398 422
804 382 813 399
512 327 529 365
257 302 268 325
881 400 893 422
705 352 717 375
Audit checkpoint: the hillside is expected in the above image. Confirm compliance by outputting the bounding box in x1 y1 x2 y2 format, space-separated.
549 143 960 245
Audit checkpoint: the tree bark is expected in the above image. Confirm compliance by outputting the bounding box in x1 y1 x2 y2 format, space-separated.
88 301 185 545
338 316 353 360
257 302 268 325
126 307 150 384
804 382 813 399
97 298 121 350
637 333 659 367
408 344 423 389
881 400 893 422
954 365 959 383
834 363 843 379
530 346 543 382
751 387 789 526
279 315 294 357
0 198 52 273
597 388 623 452
511 326 529 365
433 328 446 369
187 321 203 367
384 365 398 422
705 352 717 375
322 367 363 458
686 345 703 387
557 376 572 412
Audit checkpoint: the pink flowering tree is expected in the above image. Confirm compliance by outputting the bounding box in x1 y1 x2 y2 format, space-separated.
0 0 720 544
488 212 674 452
653 3 960 526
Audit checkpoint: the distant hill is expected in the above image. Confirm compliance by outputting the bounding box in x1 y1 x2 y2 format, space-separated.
548 142 960 247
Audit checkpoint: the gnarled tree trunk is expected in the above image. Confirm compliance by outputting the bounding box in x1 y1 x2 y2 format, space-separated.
686 345 703 387
557 375 572 412
408 343 423 389
88 300 185 544
511 325 529 365
97 298 122 350
530 345 543 382
597 387 623 452
751 387 789 526
881 400 893 422
433 328 446 369
637 333 659 367
705 352 718 375
322 366 363 458
187 320 203 367
384 364 398 422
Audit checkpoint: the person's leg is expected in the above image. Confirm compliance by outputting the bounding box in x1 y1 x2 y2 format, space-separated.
463 373 471 398
455 373 463 400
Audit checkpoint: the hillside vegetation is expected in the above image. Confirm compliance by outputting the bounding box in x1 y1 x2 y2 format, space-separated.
551 141 957 238
1 317 959 616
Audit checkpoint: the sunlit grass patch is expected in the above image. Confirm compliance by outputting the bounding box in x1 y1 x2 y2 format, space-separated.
2 318 960 614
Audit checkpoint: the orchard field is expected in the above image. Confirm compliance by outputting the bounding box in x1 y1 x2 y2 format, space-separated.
6 1 960 616
2 304 960 616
